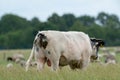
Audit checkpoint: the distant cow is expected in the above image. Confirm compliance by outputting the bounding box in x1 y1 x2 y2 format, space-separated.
7 53 25 63
104 52 117 64
26 30 93 71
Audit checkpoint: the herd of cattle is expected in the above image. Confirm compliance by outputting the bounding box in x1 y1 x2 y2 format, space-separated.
6 30 119 71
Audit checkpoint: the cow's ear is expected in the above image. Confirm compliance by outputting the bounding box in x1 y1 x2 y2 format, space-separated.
38 33 48 49
97 40 105 47
94 39 105 47
90 38 96 42
90 38 105 47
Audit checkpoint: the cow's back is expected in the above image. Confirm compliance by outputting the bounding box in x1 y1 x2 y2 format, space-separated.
39 31 92 60
40 31 92 60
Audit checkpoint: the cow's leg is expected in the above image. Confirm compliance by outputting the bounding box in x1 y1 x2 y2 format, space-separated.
51 59 59 71
26 47 34 71
70 52 90 70
44 49 60 71
69 60 79 70
36 57 46 71
50 53 60 71
80 52 90 69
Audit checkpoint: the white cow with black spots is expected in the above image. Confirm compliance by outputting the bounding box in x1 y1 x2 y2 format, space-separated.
26 30 93 71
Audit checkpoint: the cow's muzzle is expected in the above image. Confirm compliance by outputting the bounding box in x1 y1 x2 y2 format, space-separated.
91 55 98 60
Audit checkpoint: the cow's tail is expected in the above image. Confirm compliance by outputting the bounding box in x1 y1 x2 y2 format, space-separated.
25 44 35 71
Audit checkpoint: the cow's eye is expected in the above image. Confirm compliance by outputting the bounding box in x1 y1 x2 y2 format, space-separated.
48 51 50 54
36 47 39 51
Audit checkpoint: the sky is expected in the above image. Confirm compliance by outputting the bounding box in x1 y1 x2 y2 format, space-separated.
0 0 120 21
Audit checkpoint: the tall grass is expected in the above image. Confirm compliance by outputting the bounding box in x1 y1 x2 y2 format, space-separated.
0 48 120 80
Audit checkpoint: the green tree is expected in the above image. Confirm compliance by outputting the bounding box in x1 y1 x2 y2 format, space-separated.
0 12 120 49
62 14 76 30
47 13 66 31
96 12 109 26
70 20 87 32
77 15 95 27
0 14 31 34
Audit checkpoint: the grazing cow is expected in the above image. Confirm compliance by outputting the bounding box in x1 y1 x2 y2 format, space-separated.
7 53 25 63
103 52 117 64
26 30 92 71
90 38 105 62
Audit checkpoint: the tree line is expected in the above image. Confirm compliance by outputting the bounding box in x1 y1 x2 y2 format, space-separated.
0 12 120 49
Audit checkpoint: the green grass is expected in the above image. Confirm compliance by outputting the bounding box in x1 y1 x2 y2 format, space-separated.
0 48 120 80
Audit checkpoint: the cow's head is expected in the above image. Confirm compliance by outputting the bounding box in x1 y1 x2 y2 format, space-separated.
34 33 48 49
90 38 105 61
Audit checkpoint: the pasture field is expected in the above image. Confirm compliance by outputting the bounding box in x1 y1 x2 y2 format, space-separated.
0 47 120 80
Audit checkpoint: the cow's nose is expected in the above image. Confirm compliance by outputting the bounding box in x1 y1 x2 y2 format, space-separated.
91 55 98 60
95 56 98 59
